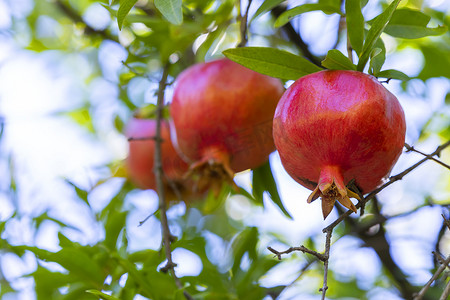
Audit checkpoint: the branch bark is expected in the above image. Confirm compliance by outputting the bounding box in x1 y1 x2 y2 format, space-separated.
154 63 193 300
237 0 253 47
270 5 322 67
54 0 118 42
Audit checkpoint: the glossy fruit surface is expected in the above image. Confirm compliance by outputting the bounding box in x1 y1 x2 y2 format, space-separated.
125 117 193 201
273 70 406 218
171 58 285 184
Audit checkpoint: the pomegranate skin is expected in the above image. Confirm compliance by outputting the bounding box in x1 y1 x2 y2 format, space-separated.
171 58 285 174
273 70 406 218
125 118 191 198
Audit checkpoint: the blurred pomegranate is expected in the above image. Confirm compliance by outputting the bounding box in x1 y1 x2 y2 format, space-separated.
170 58 285 189
126 114 199 203
273 70 406 219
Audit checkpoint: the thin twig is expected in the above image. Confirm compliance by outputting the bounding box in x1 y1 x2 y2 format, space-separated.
346 31 353 63
324 140 450 233
128 136 162 142
268 246 327 261
54 0 117 42
270 141 450 298
122 61 163 82
414 254 450 299
237 0 253 47
320 229 332 299
443 214 450 231
153 64 193 300
405 143 450 170
270 6 322 67
439 277 450 300
434 251 449 267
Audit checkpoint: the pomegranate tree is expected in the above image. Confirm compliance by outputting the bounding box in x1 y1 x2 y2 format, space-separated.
273 70 406 219
170 58 285 188
125 114 197 202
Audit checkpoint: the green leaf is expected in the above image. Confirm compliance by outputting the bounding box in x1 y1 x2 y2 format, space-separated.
65 180 90 207
86 290 121 300
375 69 410 81
356 0 401 71
368 47 383 75
223 47 322 80
387 8 431 26
25 247 104 285
196 22 228 61
383 24 447 39
321 49 356 70
368 8 447 39
251 0 285 22
231 227 258 274
114 255 157 298
154 0 183 25
274 3 342 28
419 44 450 80
252 161 292 219
345 0 364 54
104 210 127 250
62 106 95 133
117 0 138 30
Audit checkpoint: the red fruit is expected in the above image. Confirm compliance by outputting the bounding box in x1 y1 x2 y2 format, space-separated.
171 58 285 187
125 117 194 202
273 70 406 219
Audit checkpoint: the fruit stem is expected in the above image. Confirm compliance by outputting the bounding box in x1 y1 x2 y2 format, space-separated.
307 166 359 219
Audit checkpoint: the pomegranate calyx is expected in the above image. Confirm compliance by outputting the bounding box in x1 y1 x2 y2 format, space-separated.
185 149 239 196
306 166 359 219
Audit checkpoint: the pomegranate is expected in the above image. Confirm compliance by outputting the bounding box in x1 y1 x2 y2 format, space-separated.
125 114 198 202
170 58 285 188
273 70 406 219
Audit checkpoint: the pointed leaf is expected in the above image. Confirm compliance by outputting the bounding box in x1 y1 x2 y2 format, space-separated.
383 24 447 39
357 0 401 71
368 8 447 39
274 3 342 28
117 0 138 30
375 69 410 81
223 47 322 80
154 0 183 25
252 161 292 219
65 179 90 207
232 227 259 274
368 37 386 75
321 49 356 70
345 0 364 54
251 0 285 22
368 47 383 75
104 210 127 250
86 290 121 300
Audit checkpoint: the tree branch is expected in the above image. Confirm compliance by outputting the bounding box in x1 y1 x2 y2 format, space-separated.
269 140 450 298
405 143 450 170
414 254 450 299
154 64 193 300
268 246 327 261
237 0 253 47
320 229 332 299
324 140 450 232
270 5 322 67
54 0 118 42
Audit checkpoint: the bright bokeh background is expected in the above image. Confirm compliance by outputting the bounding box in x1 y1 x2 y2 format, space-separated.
0 0 449 299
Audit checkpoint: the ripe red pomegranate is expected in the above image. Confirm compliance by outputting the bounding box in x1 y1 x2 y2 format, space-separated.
273 70 406 219
125 115 197 202
170 58 285 187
